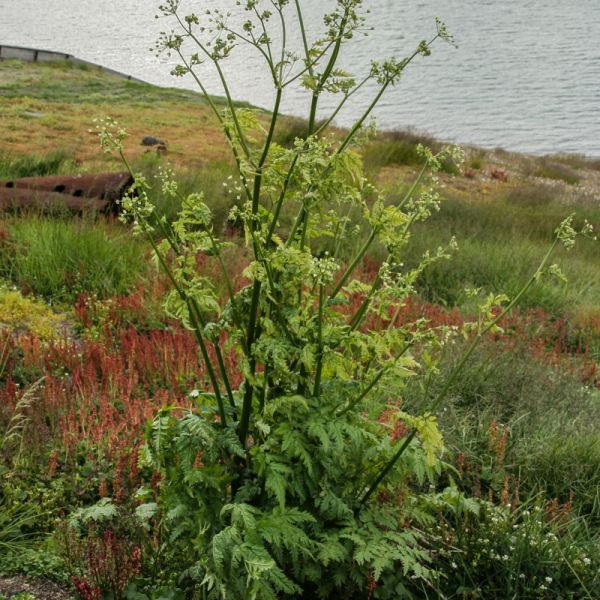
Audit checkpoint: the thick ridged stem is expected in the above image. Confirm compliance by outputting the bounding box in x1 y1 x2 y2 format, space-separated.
239 88 283 447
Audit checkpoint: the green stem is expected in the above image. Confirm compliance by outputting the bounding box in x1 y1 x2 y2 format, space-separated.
307 94 319 137
176 50 253 201
176 15 253 161
147 233 227 425
239 88 283 446
313 284 325 397
266 154 298 245
285 76 393 251
293 6 349 242
118 149 230 423
294 0 315 79
329 228 378 300
252 6 275 70
336 82 390 156
337 344 413 417
313 74 371 137
276 5 287 82
348 275 381 333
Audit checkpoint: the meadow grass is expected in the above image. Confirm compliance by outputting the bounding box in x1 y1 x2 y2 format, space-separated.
0 215 148 302
402 192 600 315
405 336 600 519
0 59 232 169
0 149 78 179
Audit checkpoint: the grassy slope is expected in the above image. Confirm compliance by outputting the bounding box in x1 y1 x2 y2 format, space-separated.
2 58 600 318
0 59 231 169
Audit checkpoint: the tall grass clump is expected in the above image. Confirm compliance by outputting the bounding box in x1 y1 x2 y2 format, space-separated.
92 1 594 597
363 129 461 175
0 216 148 302
532 158 581 185
0 150 77 179
402 193 600 313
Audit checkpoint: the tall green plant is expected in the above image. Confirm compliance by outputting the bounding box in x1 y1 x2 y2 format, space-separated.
98 1 592 597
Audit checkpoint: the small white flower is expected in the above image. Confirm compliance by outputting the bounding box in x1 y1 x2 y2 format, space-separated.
545 577 552 584
583 557 591 566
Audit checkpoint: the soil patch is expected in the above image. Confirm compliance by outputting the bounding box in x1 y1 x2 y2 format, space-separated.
0 576 71 600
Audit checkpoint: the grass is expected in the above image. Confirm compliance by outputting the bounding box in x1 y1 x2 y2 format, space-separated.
406 335 600 518
363 128 461 175
532 158 582 185
0 59 231 170
0 216 149 302
540 153 600 173
401 191 600 315
0 149 77 179
133 153 237 227
0 59 204 105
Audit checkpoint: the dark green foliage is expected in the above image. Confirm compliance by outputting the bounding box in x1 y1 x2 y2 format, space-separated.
0 546 68 584
142 396 435 599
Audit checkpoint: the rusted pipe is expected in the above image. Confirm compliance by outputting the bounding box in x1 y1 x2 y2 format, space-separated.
0 187 110 214
1 172 133 202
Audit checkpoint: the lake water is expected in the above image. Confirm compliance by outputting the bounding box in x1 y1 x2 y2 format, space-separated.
1 0 599 157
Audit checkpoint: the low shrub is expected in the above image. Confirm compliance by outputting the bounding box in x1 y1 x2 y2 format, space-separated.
532 159 581 185
0 287 66 340
363 129 461 175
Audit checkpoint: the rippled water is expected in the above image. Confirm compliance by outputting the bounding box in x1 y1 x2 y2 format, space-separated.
1 1 599 156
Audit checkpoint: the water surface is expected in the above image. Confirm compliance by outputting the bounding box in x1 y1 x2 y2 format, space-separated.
1 1 599 156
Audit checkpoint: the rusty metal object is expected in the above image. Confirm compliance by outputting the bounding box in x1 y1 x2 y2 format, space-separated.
0 187 110 214
2 172 133 201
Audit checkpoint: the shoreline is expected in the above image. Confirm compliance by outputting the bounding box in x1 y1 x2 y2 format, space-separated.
0 44 147 84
